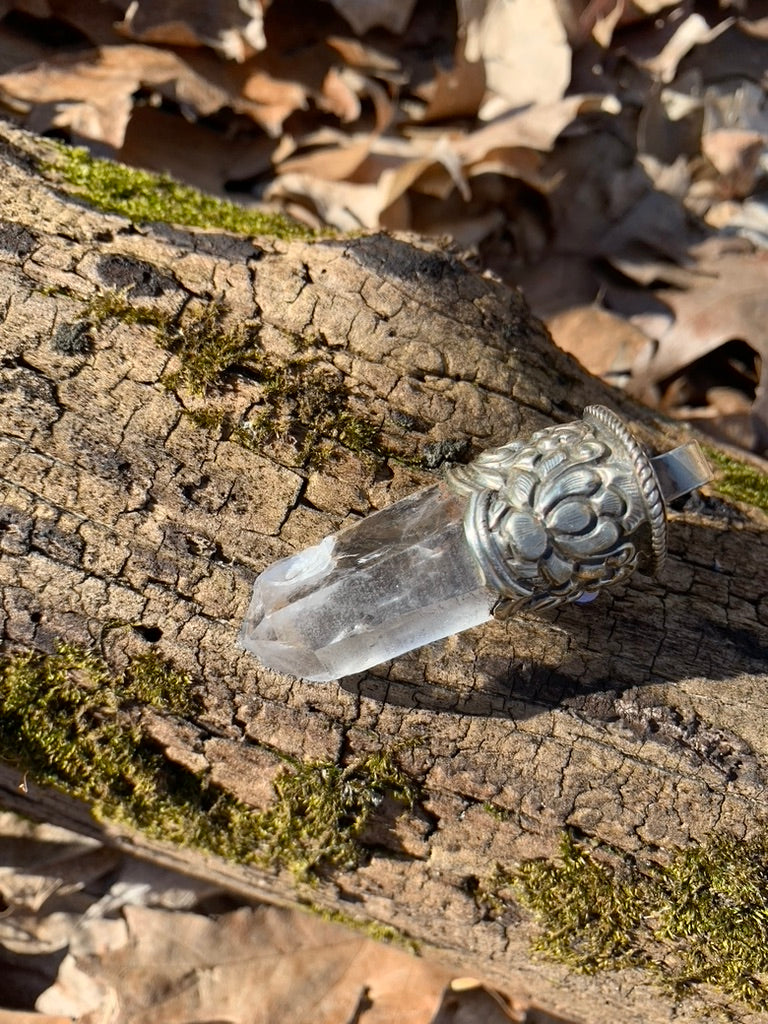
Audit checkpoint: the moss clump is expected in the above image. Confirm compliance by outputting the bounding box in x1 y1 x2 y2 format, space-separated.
0 644 417 879
84 290 258 396
158 299 262 396
45 143 310 239
85 288 170 331
184 406 229 434
229 357 381 466
481 831 768 1011
482 801 512 822
307 904 420 953
0 643 213 844
512 834 648 973
121 651 197 716
258 751 416 882
86 289 383 464
707 448 768 513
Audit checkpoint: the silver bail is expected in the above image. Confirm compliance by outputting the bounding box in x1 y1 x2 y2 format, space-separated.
446 405 712 619
650 441 712 502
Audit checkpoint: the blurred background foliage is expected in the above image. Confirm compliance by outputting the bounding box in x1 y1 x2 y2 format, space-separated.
0 0 766 453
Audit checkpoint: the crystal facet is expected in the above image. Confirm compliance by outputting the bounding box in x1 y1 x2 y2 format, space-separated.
240 407 712 681
240 485 495 681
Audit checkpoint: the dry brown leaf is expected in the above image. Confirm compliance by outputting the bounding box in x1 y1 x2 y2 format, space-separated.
34 0 123 45
0 1012 74 1024
641 245 768 383
0 810 223 998
459 0 571 115
37 954 120 1024
555 0 676 47
640 13 733 83
406 156 467 200
326 35 403 75
430 979 522 1023
239 66 308 135
266 171 383 230
38 905 456 1024
0 845 119 917
319 66 362 122
316 66 394 132
276 136 373 183
740 15 768 40
631 0 681 12
119 105 276 195
703 197 768 249
415 53 486 122
0 22 54 76
629 242 768 449
456 95 619 163
600 188 706 272
682 386 762 452
115 0 267 61
701 128 765 199
512 254 603 319
676 18 768 85
0 45 232 149
271 134 472 230
467 148 545 186
414 203 502 249
0 29 323 144
0 0 122 72
591 0 625 48
547 305 652 379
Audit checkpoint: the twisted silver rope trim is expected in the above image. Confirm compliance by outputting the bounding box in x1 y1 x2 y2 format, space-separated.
583 405 667 574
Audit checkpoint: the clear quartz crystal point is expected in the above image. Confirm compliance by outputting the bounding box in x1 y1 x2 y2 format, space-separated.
240 485 495 682
240 406 712 682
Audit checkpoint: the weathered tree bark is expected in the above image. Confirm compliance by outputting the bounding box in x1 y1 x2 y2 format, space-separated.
1 121 767 1023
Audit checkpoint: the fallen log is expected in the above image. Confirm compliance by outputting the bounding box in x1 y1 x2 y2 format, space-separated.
1 121 767 1024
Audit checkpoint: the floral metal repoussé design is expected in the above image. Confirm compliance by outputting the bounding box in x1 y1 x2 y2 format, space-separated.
240 406 712 681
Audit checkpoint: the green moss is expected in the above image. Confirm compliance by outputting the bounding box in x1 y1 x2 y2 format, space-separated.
482 802 512 822
512 834 649 973
121 652 198 717
0 644 418 881
84 291 258 396
86 289 384 464
255 749 417 882
229 357 382 467
307 904 420 953
183 407 228 434
480 831 768 1011
84 289 170 331
158 299 262 396
706 448 768 513
45 143 310 239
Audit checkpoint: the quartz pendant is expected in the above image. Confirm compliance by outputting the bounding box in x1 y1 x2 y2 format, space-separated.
240 406 712 681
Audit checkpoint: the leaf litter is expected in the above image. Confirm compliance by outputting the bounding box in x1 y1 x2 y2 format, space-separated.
0 811 524 1024
0 0 765 457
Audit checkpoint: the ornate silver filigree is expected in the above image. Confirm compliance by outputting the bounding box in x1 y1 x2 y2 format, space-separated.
445 406 673 618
